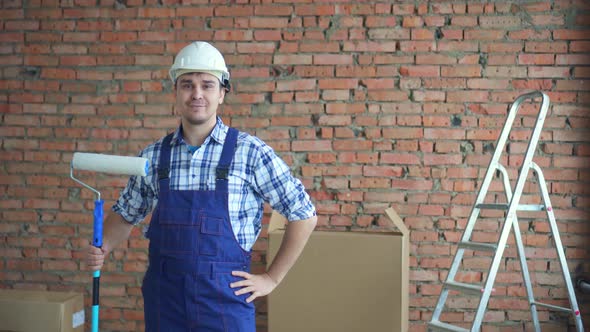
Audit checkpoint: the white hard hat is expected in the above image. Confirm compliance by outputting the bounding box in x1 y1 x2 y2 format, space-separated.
169 41 230 91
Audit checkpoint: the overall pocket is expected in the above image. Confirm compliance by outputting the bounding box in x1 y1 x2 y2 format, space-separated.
214 272 256 331
158 207 198 254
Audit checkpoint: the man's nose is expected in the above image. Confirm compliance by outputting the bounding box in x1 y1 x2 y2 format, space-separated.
191 86 203 99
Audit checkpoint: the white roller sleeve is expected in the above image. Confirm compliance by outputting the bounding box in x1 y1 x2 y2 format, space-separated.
72 152 149 176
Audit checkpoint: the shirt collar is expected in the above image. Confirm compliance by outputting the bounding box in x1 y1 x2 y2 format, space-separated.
170 117 228 147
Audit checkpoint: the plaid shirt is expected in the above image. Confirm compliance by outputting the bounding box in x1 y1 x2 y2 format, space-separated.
113 118 316 251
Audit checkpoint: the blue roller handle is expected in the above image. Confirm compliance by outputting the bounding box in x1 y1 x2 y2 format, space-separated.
92 199 104 332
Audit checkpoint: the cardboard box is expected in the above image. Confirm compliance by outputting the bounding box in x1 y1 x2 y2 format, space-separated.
267 208 409 332
0 289 84 332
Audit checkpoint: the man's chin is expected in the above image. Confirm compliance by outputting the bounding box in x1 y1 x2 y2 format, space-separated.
183 115 215 127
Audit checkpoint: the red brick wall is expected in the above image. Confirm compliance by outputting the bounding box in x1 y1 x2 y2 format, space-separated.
1 1 589 331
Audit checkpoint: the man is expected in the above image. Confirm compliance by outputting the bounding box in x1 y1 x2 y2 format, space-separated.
85 41 317 331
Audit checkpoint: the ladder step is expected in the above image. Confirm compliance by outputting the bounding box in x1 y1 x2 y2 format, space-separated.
458 241 497 251
476 203 545 211
444 280 485 295
428 320 469 332
533 301 572 313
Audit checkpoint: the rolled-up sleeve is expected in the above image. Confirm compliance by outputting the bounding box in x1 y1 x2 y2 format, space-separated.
112 149 158 225
252 143 316 222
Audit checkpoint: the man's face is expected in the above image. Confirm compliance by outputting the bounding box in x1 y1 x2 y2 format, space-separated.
175 72 225 127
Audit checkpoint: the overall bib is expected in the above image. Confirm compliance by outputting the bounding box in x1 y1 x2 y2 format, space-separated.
142 128 255 332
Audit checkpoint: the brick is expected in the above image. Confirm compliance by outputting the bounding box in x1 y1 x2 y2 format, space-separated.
175 6 213 17
275 79 316 91
480 15 521 28
465 29 506 40
525 41 568 53
350 177 391 189
342 41 397 52
447 90 489 102
273 54 312 65
334 4 374 15
214 29 253 41
570 41 590 53
402 16 424 28
23 55 58 66
451 16 476 26
528 66 570 78
439 41 479 52
322 90 349 100
442 65 481 78
425 128 465 140
255 5 293 16
553 29 588 40
467 78 510 89
480 42 523 53
556 80 589 91
299 42 339 53
367 90 409 102
368 28 409 40
313 54 353 65
332 139 373 151
460 54 480 65
400 65 440 77
411 29 434 40
555 54 589 65
250 17 289 28
424 16 446 27
362 166 403 177
423 78 466 89
413 90 445 102
317 115 351 126
509 29 551 40
399 41 436 52
439 28 463 40
484 66 527 78
575 67 590 78
59 55 97 66
337 17 365 28
214 5 252 16
365 16 396 27
531 15 565 26
518 54 555 65
416 54 456 65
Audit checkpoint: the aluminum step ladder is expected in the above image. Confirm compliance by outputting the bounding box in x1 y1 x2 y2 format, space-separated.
428 91 584 332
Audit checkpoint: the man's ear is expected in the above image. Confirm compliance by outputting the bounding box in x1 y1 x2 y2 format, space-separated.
219 88 225 105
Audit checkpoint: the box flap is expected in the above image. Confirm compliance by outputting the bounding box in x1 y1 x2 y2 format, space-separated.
270 208 409 235
0 289 77 303
384 207 409 236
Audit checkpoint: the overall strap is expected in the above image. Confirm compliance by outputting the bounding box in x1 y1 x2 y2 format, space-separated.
215 127 239 193
157 133 174 190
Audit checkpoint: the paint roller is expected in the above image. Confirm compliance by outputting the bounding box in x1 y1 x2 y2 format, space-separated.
70 152 149 332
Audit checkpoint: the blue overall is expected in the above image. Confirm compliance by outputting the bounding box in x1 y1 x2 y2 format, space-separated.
142 128 256 332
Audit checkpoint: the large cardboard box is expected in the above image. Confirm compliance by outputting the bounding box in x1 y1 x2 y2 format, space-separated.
0 289 84 332
267 208 409 332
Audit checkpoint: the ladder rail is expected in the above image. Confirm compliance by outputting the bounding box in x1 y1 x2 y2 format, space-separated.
532 163 584 332
496 164 541 331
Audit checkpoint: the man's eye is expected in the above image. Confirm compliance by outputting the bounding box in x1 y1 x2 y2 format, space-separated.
182 84 192 89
